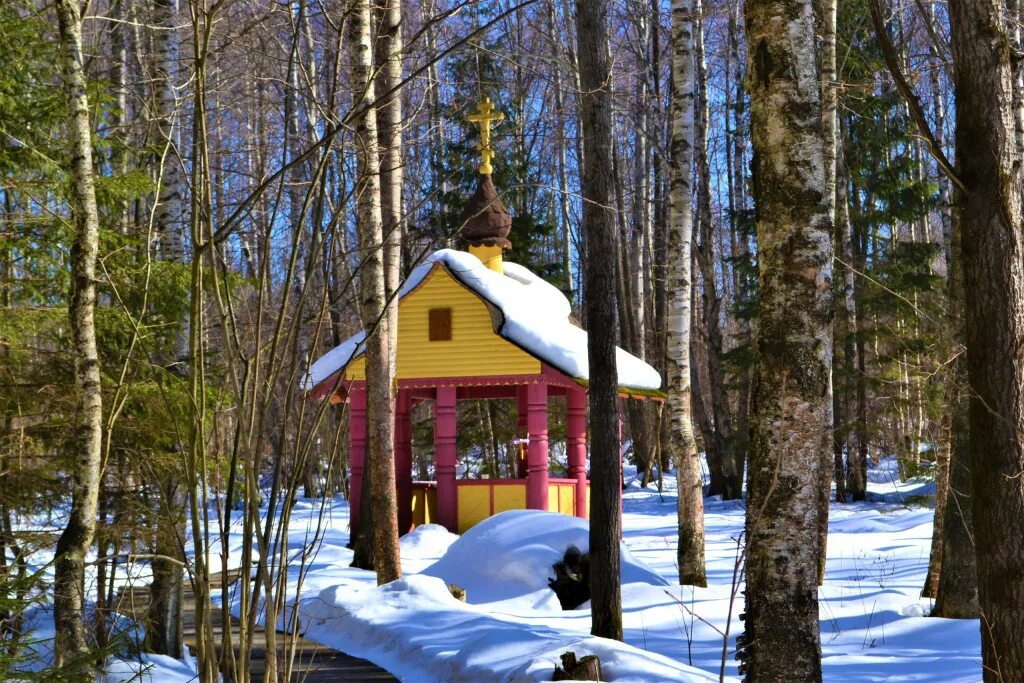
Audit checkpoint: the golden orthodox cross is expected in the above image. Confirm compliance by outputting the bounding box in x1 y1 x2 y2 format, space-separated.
468 97 504 175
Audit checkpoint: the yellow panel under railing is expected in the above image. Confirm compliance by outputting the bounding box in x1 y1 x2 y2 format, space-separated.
410 483 437 527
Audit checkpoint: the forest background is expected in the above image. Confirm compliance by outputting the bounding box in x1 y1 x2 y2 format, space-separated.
1 0 1020 681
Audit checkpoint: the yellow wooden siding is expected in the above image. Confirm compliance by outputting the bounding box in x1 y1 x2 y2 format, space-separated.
457 486 490 534
560 484 574 515
411 487 436 527
345 265 540 380
493 484 526 514
410 481 587 534
547 483 575 515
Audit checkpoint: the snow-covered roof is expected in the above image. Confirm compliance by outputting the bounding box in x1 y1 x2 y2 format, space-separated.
304 249 662 393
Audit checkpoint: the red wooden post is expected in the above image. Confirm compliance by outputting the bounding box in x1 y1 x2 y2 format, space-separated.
348 387 367 537
395 388 413 534
618 403 624 529
526 383 549 511
567 387 588 518
515 385 529 478
434 386 458 532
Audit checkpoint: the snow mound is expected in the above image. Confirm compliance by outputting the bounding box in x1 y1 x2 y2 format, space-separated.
420 510 668 607
401 523 459 556
302 574 723 682
901 602 929 618
506 636 726 682
98 654 199 683
399 523 460 573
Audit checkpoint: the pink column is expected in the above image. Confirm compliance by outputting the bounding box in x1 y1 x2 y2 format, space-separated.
515 386 529 479
434 386 458 532
567 388 588 518
618 403 624 529
395 388 413 534
348 387 367 537
526 383 549 511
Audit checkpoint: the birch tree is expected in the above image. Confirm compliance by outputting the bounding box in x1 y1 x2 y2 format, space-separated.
694 0 737 500
726 0 753 487
921 0 954 600
667 0 706 587
818 0 839 583
154 0 185 267
349 0 401 584
739 0 833 677
148 0 185 657
52 0 104 668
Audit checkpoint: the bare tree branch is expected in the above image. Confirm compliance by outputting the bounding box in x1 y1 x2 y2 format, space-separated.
867 0 964 191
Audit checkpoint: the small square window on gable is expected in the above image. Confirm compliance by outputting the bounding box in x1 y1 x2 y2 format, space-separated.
428 307 452 341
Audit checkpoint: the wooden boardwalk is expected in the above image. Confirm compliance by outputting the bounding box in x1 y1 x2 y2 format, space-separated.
115 571 396 682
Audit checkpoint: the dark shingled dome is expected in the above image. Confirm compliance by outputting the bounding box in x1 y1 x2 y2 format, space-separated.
459 174 512 248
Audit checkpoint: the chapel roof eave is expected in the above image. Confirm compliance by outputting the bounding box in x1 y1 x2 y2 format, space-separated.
302 250 663 398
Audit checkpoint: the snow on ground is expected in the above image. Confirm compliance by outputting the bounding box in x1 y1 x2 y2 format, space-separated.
95 653 199 683
10 455 977 681
212 457 981 682
7 449 976 682
8 517 199 683
9 602 198 682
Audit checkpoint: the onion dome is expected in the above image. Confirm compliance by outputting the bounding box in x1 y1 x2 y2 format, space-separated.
459 174 512 248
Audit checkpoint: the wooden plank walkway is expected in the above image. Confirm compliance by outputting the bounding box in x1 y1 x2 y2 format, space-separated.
115 571 396 682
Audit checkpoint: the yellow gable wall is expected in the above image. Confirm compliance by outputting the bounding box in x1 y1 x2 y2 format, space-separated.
345 264 541 380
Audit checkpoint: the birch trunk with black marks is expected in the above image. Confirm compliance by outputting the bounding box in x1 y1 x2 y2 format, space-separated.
110 0 132 236
948 1 1024 676
575 0 623 641
818 0 839 584
153 0 186 267
349 0 401 583
148 0 186 657
923 3 953 596
727 0 752 485
625 4 656 483
739 0 832 677
694 0 737 500
550 0 575 300
53 0 105 668
667 0 707 588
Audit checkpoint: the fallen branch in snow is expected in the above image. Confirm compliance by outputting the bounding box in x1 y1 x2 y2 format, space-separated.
665 590 725 638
